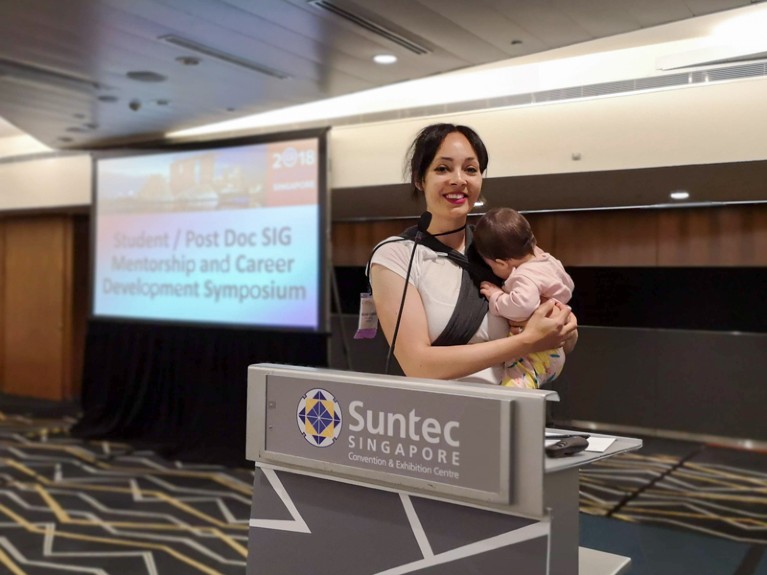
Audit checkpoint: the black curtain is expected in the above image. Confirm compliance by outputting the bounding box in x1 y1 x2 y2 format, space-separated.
335 265 767 333
71 319 328 467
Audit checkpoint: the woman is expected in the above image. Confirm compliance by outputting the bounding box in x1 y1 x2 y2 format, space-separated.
369 123 578 384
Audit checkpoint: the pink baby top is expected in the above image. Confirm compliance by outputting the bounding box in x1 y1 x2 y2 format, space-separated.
488 251 574 322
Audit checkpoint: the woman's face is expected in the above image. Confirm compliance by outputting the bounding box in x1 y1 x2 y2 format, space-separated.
418 131 482 223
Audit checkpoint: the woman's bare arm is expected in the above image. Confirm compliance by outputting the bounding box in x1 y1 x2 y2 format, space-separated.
370 264 576 380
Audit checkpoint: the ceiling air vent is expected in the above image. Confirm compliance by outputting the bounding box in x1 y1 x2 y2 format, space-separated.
704 62 766 82
159 35 291 80
308 1 430 55
0 58 101 93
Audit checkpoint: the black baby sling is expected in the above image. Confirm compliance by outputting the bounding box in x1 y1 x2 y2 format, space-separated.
392 223 502 346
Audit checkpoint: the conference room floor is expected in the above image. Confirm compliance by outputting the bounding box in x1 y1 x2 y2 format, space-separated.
578 434 767 574
0 392 764 575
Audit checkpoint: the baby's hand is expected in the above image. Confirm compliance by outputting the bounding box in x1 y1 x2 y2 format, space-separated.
480 281 502 300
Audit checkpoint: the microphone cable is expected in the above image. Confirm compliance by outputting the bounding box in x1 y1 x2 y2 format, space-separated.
385 211 432 374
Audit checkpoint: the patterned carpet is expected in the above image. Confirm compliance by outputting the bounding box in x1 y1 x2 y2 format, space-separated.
579 438 767 545
1 400 766 574
0 408 253 575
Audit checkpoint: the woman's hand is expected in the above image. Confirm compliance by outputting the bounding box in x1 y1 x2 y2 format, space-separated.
562 326 579 354
519 299 577 352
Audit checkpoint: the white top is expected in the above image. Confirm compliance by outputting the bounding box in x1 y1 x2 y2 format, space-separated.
370 237 508 385
489 251 574 322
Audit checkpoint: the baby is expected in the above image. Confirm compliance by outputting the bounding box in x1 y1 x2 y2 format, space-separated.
473 207 574 388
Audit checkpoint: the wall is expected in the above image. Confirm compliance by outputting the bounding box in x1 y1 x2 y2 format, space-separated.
1 74 766 211
549 326 767 442
1 74 766 439
0 154 90 400
329 77 767 187
330 205 767 445
0 214 83 400
0 154 90 210
331 206 767 267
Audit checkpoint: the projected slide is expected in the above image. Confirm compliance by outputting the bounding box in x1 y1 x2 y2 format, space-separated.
92 134 326 331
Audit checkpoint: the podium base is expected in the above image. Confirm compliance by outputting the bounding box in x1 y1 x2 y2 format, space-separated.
580 546 631 574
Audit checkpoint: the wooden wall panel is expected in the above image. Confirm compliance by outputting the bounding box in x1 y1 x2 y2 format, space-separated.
60 215 74 400
552 210 658 266
658 206 767 266
330 205 767 268
332 219 417 266
2 215 71 400
524 214 557 255
332 214 559 267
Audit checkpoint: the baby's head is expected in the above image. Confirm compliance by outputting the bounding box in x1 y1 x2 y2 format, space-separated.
474 207 536 279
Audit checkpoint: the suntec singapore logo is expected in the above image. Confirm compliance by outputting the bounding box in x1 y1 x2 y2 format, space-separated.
296 388 342 447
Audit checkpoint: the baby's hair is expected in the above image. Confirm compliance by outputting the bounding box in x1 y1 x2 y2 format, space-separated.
474 207 536 260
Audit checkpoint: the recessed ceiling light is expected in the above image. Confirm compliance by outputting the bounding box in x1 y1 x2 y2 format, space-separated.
126 70 167 83
176 56 201 66
373 54 397 65
670 190 690 200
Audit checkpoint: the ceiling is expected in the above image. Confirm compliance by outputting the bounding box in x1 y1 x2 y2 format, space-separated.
0 0 753 150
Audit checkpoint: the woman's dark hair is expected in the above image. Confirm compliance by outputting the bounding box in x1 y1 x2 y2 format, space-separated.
474 207 536 260
406 123 489 198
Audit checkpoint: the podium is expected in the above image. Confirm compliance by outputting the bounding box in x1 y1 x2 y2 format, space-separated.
245 364 641 574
